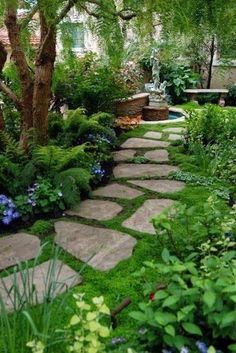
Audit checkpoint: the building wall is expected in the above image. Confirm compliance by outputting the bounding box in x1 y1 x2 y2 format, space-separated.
211 64 236 88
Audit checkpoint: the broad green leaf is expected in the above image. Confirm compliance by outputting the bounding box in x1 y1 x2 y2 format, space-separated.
165 324 175 337
203 291 216 308
221 311 236 327
182 322 202 336
154 291 169 300
129 311 147 322
162 295 179 308
86 312 97 321
70 315 80 326
162 248 170 263
208 346 216 353
155 312 176 326
228 344 236 352
99 325 110 337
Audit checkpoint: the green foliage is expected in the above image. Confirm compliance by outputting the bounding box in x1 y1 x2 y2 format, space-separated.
48 112 65 140
29 220 54 236
127 156 149 164
90 112 115 128
130 245 236 351
226 86 236 106
161 64 200 103
53 54 130 115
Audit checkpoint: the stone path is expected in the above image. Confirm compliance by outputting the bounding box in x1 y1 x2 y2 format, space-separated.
0 260 82 311
0 233 40 270
113 149 136 162
55 222 137 271
122 199 174 234
0 127 186 310
66 199 123 221
92 183 144 199
127 180 185 193
113 163 178 178
144 149 169 162
121 138 169 149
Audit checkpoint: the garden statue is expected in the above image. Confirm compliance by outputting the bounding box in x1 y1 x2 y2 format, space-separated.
150 48 161 90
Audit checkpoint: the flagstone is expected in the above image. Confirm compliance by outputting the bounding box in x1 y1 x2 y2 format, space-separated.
121 138 169 149
127 180 185 193
143 131 162 140
113 163 178 178
163 127 185 134
168 133 183 141
92 183 144 199
66 200 123 221
144 149 169 162
0 260 82 311
0 233 40 271
122 199 174 234
113 149 136 162
55 221 137 271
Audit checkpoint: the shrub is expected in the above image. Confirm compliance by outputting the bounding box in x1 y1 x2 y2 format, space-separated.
226 85 236 106
48 112 65 140
160 64 200 104
90 112 115 128
29 220 54 236
130 247 236 352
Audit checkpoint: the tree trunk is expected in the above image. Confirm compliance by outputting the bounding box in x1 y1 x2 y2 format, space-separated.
32 13 56 145
5 6 34 150
206 36 215 89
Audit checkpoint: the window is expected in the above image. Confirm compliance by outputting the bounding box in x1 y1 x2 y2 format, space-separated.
71 23 85 50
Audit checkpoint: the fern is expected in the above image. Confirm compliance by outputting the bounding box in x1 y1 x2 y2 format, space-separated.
0 130 25 162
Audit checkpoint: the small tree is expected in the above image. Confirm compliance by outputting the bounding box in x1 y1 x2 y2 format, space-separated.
0 0 156 149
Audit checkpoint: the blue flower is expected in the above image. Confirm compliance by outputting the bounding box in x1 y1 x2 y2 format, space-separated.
2 216 12 225
196 341 208 353
181 347 189 353
111 337 127 346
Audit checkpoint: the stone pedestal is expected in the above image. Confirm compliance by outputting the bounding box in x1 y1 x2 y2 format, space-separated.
143 105 169 121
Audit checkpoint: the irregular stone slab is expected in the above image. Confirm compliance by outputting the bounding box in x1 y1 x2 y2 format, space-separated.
113 164 178 179
0 260 82 311
144 149 169 162
163 127 185 134
113 149 136 162
55 221 137 271
66 200 123 221
121 138 169 149
92 183 144 199
143 131 162 140
168 133 183 141
0 233 40 271
122 199 174 234
128 180 185 193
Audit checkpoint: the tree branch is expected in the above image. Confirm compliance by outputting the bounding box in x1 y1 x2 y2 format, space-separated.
56 0 77 24
20 4 39 29
0 80 22 110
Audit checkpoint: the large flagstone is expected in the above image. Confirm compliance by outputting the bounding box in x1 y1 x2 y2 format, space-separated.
92 183 144 199
144 149 169 162
55 221 137 271
66 199 123 221
0 233 40 271
0 260 82 311
113 163 178 178
121 138 169 149
122 199 174 234
127 179 185 193
143 131 162 140
113 149 136 162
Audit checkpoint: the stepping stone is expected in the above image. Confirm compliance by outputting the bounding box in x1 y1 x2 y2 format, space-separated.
143 131 162 140
168 133 183 141
0 260 82 312
122 199 174 235
163 127 185 134
144 149 169 162
113 164 178 179
121 138 169 149
127 180 185 193
66 200 122 221
0 233 40 271
92 183 144 199
113 149 136 162
55 221 137 271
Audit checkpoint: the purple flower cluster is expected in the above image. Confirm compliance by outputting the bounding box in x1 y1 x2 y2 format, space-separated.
0 194 20 225
27 183 39 207
87 133 113 145
91 163 105 179
162 341 213 353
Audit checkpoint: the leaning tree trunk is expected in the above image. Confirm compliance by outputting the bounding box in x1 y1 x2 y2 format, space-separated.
32 13 56 145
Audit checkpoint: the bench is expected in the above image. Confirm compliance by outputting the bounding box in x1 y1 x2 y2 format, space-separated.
184 89 229 106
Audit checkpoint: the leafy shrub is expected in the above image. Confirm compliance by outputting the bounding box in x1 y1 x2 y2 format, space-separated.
160 64 200 104
130 247 236 352
53 54 130 115
48 112 65 140
197 93 219 105
29 220 54 236
90 112 115 128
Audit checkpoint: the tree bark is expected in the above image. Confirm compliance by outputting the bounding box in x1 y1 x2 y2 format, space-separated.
5 6 34 149
32 12 56 145
207 36 215 89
